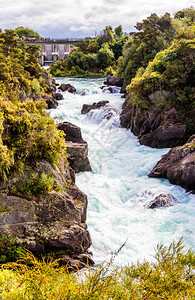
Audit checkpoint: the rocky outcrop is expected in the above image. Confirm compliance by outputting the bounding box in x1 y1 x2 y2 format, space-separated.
81 101 109 114
59 83 76 94
120 81 129 94
46 92 63 109
149 135 195 192
0 159 93 269
58 122 92 173
59 252 94 271
52 92 63 100
58 122 85 143
46 97 58 109
104 75 123 87
66 142 92 173
146 193 176 209
120 94 188 148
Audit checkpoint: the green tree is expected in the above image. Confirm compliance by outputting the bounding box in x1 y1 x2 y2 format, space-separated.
77 39 89 53
97 43 114 68
15 26 41 39
97 26 115 46
119 13 175 80
88 39 99 53
114 25 123 40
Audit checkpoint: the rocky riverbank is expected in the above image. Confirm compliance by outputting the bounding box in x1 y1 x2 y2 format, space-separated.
0 158 93 270
104 76 195 192
0 76 93 269
149 135 195 193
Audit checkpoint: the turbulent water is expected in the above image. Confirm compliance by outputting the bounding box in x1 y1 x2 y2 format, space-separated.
50 77 195 265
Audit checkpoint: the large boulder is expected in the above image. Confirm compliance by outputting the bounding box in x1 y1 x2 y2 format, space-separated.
58 122 92 173
66 142 92 173
146 193 176 209
52 92 63 100
46 97 58 109
59 83 76 93
81 101 109 114
104 75 123 87
57 122 85 143
149 135 195 192
0 159 92 269
120 81 129 94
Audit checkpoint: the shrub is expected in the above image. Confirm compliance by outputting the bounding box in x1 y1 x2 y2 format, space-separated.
16 172 54 196
0 99 67 179
0 239 194 299
0 235 25 263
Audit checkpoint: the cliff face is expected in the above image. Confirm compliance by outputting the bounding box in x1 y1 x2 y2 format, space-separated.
120 93 192 148
149 135 195 193
0 158 93 269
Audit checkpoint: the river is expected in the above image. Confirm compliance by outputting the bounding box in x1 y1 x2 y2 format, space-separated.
50 77 195 265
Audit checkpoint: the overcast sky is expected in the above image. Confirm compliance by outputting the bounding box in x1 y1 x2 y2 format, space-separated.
1 0 194 38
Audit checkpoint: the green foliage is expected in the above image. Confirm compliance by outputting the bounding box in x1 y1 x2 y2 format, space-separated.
114 25 123 40
118 12 176 80
15 26 41 39
0 29 44 101
97 43 114 69
127 35 195 112
0 99 67 179
0 235 25 263
16 172 54 196
174 7 195 25
111 36 130 60
88 39 100 53
0 240 194 299
97 25 115 46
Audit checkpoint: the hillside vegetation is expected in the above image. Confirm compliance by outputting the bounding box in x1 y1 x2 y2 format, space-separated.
0 29 66 180
118 7 195 146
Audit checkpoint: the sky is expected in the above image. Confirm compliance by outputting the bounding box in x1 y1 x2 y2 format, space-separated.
1 0 194 38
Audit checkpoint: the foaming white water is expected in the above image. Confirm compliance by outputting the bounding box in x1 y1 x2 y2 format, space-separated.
50 77 195 265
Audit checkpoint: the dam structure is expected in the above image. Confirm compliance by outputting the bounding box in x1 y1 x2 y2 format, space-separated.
24 38 91 66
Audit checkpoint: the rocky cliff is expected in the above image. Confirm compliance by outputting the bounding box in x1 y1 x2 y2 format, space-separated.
149 135 195 193
0 158 93 270
119 92 192 148
0 118 93 270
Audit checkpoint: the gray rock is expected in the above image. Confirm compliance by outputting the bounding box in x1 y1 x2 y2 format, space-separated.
66 142 92 173
120 95 188 148
104 75 123 87
78 89 90 96
0 159 92 263
52 92 63 100
149 135 195 193
59 83 76 93
57 122 92 173
146 193 177 209
46 97 58 109
58 121 85 143
81 101 109 114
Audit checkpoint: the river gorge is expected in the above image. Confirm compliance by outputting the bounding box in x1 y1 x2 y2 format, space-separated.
50 77 195 266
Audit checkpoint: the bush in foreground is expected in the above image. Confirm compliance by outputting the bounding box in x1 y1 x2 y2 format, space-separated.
0 239 194 299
